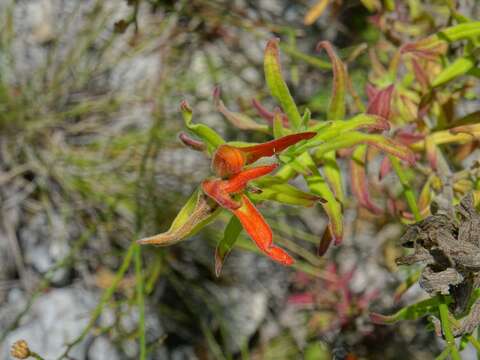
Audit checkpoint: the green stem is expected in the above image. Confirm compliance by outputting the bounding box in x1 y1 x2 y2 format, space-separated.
438 296 461 360
389 156 421 221
434 347 451 360
135 245 146 360
56 243 136 360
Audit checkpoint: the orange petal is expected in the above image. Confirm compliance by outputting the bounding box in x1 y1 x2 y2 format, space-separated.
232 194 294 265
223 164 278 193
239 132 316 164
202 179 241 210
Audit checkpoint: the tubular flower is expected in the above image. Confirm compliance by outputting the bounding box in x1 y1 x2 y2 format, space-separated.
138 130 316 267
203 132 315 265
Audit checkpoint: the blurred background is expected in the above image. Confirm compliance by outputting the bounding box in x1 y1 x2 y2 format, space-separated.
0 0 479 359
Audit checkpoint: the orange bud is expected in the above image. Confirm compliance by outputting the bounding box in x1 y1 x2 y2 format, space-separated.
212 144 246 177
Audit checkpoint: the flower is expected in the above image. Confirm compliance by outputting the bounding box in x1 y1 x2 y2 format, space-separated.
202 132 316 265
138 131 316 267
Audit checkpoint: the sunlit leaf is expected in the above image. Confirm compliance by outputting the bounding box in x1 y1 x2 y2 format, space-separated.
264 38 303 129
431 56 475 88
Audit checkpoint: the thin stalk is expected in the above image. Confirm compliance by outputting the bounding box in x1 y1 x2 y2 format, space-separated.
438 296 461 360
134 245 146 360
389 156 421 221
56 243 136 360
434 347 451 360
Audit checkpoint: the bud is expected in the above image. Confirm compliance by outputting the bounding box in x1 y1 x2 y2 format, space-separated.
10 340 31 359
212 144 246 178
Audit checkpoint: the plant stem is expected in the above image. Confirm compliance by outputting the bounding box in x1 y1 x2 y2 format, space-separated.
389 156 421 221
135 245 146 360
56 243 136 360
438 296 461 360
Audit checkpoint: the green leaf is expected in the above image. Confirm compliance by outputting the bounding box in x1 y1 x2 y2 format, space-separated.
301 108 312 129
137 189 221 246
317 41 347 120
215 215 242 277
431 56 475 87
297 152 343 245
213 88 269 133
264 38 303 129
370 296 445 324
180 100 225 154
251 176 324 207
322 151 344 204
273 110 286 138
312 132 416 165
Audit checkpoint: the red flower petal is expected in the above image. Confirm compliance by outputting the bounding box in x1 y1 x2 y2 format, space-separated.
223 164 278 193
232 194 294 265
202 179 241 210
239 132 316 165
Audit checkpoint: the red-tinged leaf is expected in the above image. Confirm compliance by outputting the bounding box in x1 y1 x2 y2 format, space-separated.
370 137 416 165
317 41 347 120
239 132 316 164
251 98 289 127
178 132 206 151
379 156 392 180
425 137 437 170
449 124 480 137
312 132 415 165
211 144 246 177
232 194 294 265
350 145 383 214
288 293 315 305
366 84 394 121
318 225 333 256
213 87 269 132
395 129 425 145
401 40 447 61
366 83 378 100
369 312 397 325
411 58 430 90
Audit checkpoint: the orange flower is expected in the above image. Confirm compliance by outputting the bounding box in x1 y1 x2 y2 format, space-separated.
203 132 315 265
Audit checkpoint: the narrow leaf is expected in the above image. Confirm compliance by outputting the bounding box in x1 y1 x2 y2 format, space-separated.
215 216 242 277
304 0 331 25
213 87 269 132
317 41 347 120
264 38 303 129
350 145 382 214
138 189 220 246
180 100 225 154
431 56 475 88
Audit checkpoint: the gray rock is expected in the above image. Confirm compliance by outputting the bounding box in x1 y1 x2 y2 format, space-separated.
1 287 99 359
